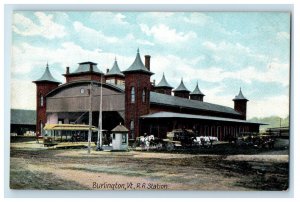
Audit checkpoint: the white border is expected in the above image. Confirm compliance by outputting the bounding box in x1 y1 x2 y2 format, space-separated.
2 1 298 200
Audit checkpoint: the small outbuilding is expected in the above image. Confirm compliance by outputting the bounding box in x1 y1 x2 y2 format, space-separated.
111 124 129 151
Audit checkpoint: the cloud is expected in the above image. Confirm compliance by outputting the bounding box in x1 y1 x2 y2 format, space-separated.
183 13 211 26
136 39 155 46
11 79 36 110
12 12 67 39
276 31 290 40
247 95 289 118
115 13 128 25
73 21 119 44
140 23 197 44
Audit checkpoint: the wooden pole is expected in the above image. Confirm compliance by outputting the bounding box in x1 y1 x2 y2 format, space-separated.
88 82 93 154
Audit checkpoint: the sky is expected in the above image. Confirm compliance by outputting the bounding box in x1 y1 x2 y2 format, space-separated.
10 11 290 119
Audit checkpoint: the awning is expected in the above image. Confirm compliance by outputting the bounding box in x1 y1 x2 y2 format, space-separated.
44 124 99 131
140 112 266 125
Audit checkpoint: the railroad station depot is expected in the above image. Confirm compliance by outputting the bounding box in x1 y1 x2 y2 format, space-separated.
33 49 263 141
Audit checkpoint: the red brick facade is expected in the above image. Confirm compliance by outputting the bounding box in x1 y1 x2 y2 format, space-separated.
174 91 190 99
35 82 59 136
124 73 151 139
234 100 248 120
64 73 104 83
190 94 204 102
154 87 172 95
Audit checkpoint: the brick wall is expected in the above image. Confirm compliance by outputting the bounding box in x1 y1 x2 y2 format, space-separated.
174 91 190 99
234 100 247 120
124 73 151 139
35 82 59 135
154 87 172 95
65 73 103 83
190 94 204 102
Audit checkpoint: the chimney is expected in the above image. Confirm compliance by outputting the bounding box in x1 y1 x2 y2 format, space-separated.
145 55 151 70
106 68 109 73
66 67 70 74
89 63 93 72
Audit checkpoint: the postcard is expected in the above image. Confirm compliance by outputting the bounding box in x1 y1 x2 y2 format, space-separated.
10 11 290 191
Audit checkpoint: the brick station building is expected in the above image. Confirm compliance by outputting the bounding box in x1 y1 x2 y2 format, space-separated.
33 49 262 140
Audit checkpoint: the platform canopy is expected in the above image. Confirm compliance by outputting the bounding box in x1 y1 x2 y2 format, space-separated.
44 124 98 131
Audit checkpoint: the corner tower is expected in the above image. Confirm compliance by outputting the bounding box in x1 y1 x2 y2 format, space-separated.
122 49 154 139
233 88 248 120
33 63 61 136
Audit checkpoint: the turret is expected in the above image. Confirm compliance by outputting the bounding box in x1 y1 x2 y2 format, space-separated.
233 88 248 120
122 49 154 139
154 73 173 95
190 81 205 101
173 78 190 99
63 61 104 83
33 63 61 136
105 58 125 85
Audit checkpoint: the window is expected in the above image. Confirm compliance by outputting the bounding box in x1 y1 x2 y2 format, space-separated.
80 88 85 94
40 95 44 107
112 133 115 140
122 134 127 144
142 89 146 103
130 87 135 103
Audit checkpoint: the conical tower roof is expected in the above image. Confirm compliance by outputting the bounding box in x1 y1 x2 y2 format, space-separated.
173 78 190 92
106 58 124 77
190 82 205 95
233 88 248 101
33 63 61 84
122 49 153 75
156 73 172 88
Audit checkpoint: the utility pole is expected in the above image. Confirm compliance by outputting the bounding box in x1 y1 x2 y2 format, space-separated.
97 76 103 150
88 81 93 154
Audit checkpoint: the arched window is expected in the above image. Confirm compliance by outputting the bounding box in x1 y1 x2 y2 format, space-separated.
40 95 44 107
142 88 146 103
131 86 135 103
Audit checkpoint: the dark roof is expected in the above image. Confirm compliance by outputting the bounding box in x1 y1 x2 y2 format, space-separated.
11 109 36 125
73 61 103 74
111 124 129 132
233 88 248 101
122 49 154 75
156 73 173 88
173 78 190 92
190 82 205 96
150 92 240 115
46 80 125 97
33 63 61 84
141 112 264 125
106 59 124 77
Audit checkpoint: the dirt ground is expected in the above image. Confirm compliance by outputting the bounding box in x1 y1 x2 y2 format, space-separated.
9 140 289 191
